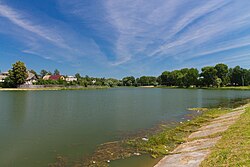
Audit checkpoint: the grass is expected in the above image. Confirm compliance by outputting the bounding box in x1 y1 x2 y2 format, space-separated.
128 108 233 159
0 86 109 91
157 85 250 90
201 105 250 167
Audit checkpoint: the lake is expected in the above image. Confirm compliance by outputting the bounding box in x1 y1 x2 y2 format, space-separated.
0 88 250 167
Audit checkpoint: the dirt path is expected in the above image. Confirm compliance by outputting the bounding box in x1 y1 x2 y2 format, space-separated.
154 106 246 167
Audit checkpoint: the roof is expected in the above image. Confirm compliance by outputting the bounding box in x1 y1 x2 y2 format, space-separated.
26 71 37 80
49 75 63 80
0 72 9 76
43 75 51 80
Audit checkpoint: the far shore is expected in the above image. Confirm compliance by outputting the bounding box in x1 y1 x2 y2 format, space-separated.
1 85 250 91
0 86 109 91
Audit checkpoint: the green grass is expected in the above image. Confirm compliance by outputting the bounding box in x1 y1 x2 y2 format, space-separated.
156 85 250 90
201 105 250 167
0 86 109 91
128 108 233 158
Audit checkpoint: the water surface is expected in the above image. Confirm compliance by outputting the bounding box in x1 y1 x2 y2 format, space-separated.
0 88 250 166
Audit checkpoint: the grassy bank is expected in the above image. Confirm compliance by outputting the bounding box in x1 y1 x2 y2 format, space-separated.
0 86 109 91
201 104 250 166
128 108 233 159
157 85 250 90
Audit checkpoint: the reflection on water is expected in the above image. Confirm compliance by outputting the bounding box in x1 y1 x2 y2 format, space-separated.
0 88 249 167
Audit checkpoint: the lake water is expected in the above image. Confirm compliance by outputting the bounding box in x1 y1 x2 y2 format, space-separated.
0 88 250 167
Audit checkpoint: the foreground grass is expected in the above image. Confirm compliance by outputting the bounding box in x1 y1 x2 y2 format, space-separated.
201 105 250 166
128 108 232 159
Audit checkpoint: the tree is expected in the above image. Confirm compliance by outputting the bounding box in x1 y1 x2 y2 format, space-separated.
122 76 135 86
137 76 157 86
8 61 28 87
30 69 38 78
215 63 228 86
200 66 217 87
215 78 222 88
160 71 172 86
75 73 81 80
40 69 48 77
183 68 199 87
54 69 60 75
230 66 243 86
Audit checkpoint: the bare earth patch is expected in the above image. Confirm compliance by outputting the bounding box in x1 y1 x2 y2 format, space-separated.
154 105 247 167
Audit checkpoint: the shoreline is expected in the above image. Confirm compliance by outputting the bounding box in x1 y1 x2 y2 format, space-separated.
0 86 109 91
155 103 249 167
1 86 250 91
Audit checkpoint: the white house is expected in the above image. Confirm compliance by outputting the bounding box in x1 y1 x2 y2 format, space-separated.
25 71 38 85
65 76 77 82
0 72 8 82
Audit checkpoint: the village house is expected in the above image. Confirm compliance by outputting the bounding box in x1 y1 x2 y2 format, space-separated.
0 72 9 82
49 75 65 81
65 76 77 82
42 75 51 80
25 71 38 85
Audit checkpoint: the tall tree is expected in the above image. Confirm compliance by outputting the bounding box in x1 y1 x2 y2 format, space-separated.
183 68 199 87
54 69 60 75
40 69 48 77
200 66 217 87
75 73 81 80
160 71 172 86
8 61 28 87
230 66 243 86
122 76 135 86
215 63 229 86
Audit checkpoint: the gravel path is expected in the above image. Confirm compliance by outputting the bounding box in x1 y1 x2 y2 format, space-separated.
154 106 246 167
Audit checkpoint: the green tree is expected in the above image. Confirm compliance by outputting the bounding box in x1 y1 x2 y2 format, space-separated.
160 71 172 86
30 69 38 78
40 69 48 77
215 63 229 86
137 76 157 86
8 61 28 87
200 66 217 87
122 76 135 86
183 68 199 87
54 69 60 75
230 66 243 86
75 73 81 80
215 78 222 88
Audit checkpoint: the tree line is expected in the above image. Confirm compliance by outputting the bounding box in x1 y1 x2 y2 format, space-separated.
1 61 250 88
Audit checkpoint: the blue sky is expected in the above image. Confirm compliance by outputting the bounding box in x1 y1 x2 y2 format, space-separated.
0 0 250 78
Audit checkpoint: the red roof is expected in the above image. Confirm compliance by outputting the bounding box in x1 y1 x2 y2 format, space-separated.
49 75 62 80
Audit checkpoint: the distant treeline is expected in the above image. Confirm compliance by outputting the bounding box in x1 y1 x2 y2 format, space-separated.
125 64 250 87
1 61 250 88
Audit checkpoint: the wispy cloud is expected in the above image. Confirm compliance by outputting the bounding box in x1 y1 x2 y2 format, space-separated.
1 0 250 77
0 1 107 66
0 3 66 47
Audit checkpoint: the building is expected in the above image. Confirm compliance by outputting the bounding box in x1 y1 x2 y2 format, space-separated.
43 75 51 80
49 75 65 81
25 71 38 85
0 72 8 82
65 76 77 82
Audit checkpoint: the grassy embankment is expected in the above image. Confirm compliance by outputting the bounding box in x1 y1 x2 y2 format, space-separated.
0 86 109 91
128 107 235 159
157 85 250 90
201 104 250 166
